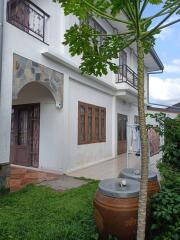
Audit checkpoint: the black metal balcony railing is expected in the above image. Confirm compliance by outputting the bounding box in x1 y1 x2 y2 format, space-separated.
7 0 50 43
117 65 138 89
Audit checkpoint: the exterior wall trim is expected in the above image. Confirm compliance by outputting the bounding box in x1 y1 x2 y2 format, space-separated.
42 50 117 90
42 50 139 100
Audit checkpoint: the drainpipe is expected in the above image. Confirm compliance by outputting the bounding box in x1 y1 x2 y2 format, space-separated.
0 0 4 90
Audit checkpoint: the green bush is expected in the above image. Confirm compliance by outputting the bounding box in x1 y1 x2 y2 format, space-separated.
162 116 180 169
146 113 180 169
157 163 180 192
150 188 180 240
149 164 180 240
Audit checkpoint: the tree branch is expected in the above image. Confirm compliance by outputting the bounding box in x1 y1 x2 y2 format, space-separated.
139 0 149 18
134 0 140 36
92 31 135 37
158 18 180 30
83 0 130 25
119 37 137 50
143 0 180 24
141 5 179 40
125 1 137 23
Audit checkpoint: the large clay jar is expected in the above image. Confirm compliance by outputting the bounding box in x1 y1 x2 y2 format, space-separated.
93 178 140 240
120 168 160 197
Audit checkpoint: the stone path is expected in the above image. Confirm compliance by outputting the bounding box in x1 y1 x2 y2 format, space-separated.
10 166 61 192
39 175 89 191
10 166 89 192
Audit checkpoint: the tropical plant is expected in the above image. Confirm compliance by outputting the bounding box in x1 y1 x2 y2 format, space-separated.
150 187 180 240
53 1 180 239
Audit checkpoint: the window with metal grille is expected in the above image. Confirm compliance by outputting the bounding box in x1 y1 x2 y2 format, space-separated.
78 102 106 144
87 17 107 44
7 0 49 43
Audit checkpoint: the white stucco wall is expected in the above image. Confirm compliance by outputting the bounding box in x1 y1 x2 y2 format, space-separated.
0 0 160 171
65 79 115 171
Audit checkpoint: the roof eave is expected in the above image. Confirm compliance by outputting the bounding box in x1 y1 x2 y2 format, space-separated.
149 48 164 72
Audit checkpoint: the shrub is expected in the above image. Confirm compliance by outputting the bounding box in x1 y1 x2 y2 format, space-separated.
149 164 180 240
146 113 180 169
150 188 180 240
162 116 180 169
157 162 180 193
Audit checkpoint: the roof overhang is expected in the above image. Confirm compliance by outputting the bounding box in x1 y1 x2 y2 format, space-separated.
145 48 164 72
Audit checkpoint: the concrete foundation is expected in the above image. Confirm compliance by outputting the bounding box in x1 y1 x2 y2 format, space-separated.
0 163 10 194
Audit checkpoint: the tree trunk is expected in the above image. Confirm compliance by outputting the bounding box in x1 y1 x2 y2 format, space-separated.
136 39 149 240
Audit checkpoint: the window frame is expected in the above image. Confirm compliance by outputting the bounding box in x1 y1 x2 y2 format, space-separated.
78 101 106 145
87 17 107 45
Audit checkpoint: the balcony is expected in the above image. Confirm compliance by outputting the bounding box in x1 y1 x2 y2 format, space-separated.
7 0 50 43
116 65 138 89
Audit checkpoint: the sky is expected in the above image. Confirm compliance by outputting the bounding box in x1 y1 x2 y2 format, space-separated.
145 4 180 107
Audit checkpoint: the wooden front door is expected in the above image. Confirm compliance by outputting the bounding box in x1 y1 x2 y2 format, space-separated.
117 114 128 155
10 104 40 168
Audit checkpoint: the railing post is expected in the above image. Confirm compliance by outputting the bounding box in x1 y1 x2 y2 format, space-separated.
43 15 45 43
126 65 127 83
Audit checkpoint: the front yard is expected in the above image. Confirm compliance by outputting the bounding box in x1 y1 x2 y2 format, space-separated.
0 182 99 240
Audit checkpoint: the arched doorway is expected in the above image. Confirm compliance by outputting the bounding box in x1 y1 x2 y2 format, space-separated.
10 82 56 168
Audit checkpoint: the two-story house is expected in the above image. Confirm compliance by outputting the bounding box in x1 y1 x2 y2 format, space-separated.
0 0 164 180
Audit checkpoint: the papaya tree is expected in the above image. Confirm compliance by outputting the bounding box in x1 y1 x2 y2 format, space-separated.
54 0 180 239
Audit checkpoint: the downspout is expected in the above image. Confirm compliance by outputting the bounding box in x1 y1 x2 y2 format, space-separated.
0 0 5 91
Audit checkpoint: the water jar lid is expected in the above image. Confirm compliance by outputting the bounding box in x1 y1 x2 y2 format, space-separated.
120 168 157 181
98 178 140 198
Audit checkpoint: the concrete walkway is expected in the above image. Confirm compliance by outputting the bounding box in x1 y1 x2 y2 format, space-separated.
68 154 142 180
10 153 160 192
68 153 160 180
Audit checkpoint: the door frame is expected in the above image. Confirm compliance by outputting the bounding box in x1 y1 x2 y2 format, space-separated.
117 113 128 155
10 103 40 168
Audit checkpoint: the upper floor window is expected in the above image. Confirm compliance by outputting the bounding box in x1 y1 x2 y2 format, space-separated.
7 0 50 43
87 17 107 44
78 101 106 145
119 50 127 66
134 115 139 124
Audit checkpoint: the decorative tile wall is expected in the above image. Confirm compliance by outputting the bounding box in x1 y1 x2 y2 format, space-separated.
12 54 64 108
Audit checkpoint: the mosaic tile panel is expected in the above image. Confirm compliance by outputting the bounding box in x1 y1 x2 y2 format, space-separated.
13 54 64 108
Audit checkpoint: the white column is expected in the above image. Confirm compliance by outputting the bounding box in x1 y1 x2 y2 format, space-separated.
112 96 117 158
62 73 70 171
0 25 12 165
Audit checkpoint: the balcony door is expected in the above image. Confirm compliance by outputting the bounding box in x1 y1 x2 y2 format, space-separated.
10 104 40 168
117 114 128 155
119 51 127 78
119 50 127 66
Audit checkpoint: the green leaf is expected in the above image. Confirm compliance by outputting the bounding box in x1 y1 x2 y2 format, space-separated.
149 0 163 4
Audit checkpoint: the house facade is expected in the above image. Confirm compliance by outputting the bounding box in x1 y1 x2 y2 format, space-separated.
0 0 164 187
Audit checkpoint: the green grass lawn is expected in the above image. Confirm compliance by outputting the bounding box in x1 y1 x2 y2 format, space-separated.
0 181 100 240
